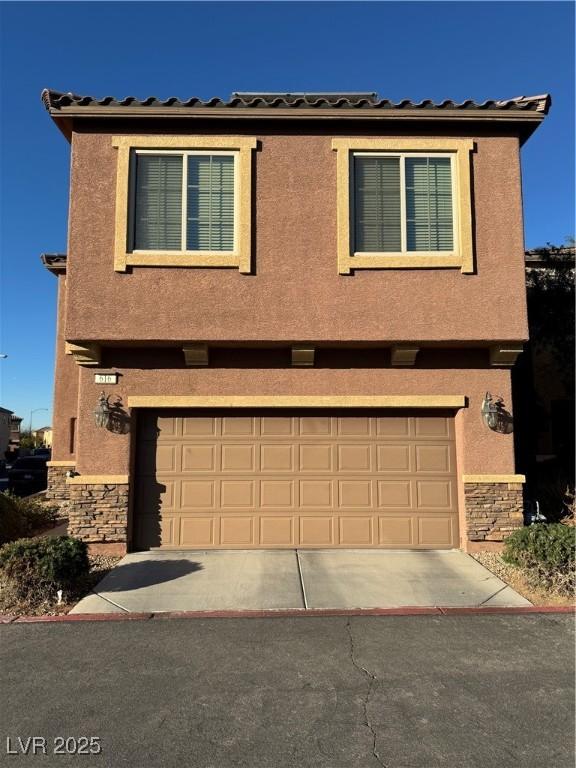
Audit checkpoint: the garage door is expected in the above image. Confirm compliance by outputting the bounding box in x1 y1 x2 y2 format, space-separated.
134 410 459 550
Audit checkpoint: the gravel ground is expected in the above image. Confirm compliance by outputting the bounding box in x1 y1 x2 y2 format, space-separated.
472 551 574 606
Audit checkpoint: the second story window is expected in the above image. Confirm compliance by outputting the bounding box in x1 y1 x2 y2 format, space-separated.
112 136 256 273
133 151 236 253
353 154 454 254
331 138 474 274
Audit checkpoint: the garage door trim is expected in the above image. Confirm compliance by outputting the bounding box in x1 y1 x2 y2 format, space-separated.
129 395 466 409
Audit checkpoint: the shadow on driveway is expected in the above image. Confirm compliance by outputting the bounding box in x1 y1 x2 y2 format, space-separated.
96 559 204 592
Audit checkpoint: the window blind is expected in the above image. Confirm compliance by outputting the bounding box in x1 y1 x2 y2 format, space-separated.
354 156 401 252
405 157 453 251
134 155 183 250
187 155 235 251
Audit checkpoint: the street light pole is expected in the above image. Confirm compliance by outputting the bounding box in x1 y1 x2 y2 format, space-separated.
30 408 48 437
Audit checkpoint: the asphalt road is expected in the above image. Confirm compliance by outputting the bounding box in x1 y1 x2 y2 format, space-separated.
1 614 573 768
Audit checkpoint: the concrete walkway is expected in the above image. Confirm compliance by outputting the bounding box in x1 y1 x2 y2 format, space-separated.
71 549 531 613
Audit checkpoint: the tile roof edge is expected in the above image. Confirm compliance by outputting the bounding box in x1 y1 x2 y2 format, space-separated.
41 89 552 115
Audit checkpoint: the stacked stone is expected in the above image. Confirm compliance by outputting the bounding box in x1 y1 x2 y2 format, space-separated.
45 466 72 501
465 482 524 541
67 483 129 544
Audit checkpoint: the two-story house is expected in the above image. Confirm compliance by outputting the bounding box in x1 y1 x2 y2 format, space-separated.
42 90 550 555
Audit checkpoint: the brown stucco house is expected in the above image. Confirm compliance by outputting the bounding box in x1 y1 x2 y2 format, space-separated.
41 89 550 555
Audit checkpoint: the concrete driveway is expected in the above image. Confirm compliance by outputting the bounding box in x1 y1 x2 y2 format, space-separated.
72 549 530 613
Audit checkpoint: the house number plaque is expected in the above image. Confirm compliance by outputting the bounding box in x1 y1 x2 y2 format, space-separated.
94 373 118 384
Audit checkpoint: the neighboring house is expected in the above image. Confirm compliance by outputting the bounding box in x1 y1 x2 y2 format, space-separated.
513 246 575 507
32 426 53 448
0 407 13 458
41 89 550 555
8 415 22 455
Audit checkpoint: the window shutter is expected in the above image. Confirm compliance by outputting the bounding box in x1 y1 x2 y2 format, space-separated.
187 155 235 251
405 157 453 251
134 155 183 250
354 156 401 252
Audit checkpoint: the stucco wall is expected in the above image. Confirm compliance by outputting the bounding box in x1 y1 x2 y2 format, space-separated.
65 127 528 344
50 275 80 461
72 360 515 477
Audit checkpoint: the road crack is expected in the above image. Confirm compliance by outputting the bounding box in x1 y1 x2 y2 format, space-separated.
346 618 388 768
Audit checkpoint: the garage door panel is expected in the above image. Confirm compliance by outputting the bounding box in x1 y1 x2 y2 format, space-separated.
377 444 411 472
181 517 216 546
337 416 371 436
261 444 294 472
261 416 294 436
182 416 215 436
221 517 254 545
340 516 373 545
418 517 455 547
338 444 372 471
300 444 333 472
417 480 453 509
300 480 333 508
379 516 414 546
377 416 410 437
415 444 452 473
135 411 458 550
182 444 216 472
260 516 295 546
221 480 255 508
260 480 294 508
181 480 215 509
414 416 452 438
300 516 334 546
339 480 372 508
300 416 331 435
151 478 176 510
378 480 412 508
222 444 255 471
222 416 256 436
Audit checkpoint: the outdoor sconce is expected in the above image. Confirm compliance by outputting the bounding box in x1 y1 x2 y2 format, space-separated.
94 391 111 429
481 392 503 431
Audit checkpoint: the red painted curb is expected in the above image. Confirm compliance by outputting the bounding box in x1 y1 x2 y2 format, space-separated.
13 612 153 623
2 606 573 624
438 606 575 615
152 607 442 619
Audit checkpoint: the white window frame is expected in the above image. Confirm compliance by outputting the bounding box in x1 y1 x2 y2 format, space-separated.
131 149 240 255
352 151 459 258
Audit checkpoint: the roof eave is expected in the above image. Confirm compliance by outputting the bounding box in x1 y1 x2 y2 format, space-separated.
41 253 67 275
46 106 547 144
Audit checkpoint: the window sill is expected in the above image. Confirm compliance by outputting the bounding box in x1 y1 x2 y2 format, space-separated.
117 252 249 272
339 252 470 274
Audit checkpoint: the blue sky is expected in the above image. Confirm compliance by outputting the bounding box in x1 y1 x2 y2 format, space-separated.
0 1 574 427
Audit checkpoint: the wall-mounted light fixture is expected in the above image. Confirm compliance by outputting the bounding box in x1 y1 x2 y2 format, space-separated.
481 392 503 431
94 392 111 429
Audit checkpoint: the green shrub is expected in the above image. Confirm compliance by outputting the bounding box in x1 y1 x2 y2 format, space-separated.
503 523 575 595
0 492 59 546
0 493 28 545
9 493 59 533
0 536 89 602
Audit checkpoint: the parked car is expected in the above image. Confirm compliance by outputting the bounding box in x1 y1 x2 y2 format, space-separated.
7 457 48 495
32 447 51 458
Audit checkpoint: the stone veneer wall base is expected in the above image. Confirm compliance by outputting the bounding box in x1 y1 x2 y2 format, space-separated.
46 465 72 503
465 482 524 544
67 483 129 545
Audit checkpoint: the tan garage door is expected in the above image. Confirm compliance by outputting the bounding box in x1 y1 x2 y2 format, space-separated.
134 410 459 550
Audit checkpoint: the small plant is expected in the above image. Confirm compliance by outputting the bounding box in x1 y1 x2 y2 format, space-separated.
503 523 575 596
0 536 89 602
0 492 59 545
